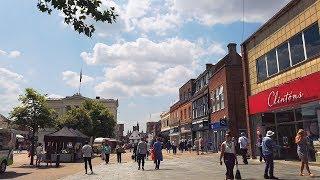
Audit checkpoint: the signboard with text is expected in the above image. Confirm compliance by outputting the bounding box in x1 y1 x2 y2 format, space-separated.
248 72 320 115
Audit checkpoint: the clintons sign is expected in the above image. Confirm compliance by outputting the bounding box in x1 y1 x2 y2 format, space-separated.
267 91 304 108
248 72 320 115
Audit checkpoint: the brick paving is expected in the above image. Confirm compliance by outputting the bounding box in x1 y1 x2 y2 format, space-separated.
62 153 320 180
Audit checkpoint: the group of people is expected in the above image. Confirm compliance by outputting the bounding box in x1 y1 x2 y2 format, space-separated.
134 137 163 170
219 129 316 180
165 137 207 155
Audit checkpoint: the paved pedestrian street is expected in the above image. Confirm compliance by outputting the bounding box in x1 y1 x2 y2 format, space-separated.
62 153 320 180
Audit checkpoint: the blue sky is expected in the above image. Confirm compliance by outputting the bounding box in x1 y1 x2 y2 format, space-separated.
0 0 289 133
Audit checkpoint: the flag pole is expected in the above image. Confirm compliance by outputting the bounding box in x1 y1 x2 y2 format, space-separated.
79 65 83 95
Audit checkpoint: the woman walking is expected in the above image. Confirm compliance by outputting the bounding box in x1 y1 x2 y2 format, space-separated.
153 137 163 170
295 129 314 177
102 141 111 164
220 133 238 180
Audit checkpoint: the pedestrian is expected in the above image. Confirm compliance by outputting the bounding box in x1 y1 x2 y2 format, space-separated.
102 141 111 164
238 132 249 164
257 134 264 162
220 133 238 180
137 138 147 170
172 141 177 155
166 141 171 153
262 130 279 179
199 137 204 154
36 143 43 167
81 141 93 175
153 137 163 170
187 139 192 153
295 129 314 177
45 142 53 167
194 138 199 155
18 144 22 154
133 143 138 162
116 144 124 163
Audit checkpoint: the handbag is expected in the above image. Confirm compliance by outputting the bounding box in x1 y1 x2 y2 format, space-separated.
235 164 242 179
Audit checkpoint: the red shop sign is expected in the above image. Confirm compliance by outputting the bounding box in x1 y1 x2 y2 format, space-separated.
248 71 320 115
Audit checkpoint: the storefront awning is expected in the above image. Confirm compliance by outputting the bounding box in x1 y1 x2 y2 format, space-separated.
248 71 320 115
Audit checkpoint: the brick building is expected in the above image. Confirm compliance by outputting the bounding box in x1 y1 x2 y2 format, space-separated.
242 0 320 159
191 64 215 141
169 101 181 143
208 43 247 152
178 79 194 140
160 111 170 140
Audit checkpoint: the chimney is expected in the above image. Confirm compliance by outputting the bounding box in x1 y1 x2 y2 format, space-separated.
96 96 100 99
205 63 212 70
227 43 237 53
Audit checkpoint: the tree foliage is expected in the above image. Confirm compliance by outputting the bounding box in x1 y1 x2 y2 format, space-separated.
37 0 118 37
58 99 116 138
10 88 57 131
10 88 57 165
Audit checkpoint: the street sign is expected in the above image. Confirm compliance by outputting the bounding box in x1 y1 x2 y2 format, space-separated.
220 118 227 126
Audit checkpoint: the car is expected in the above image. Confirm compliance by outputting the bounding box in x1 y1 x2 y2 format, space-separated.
0 128 15 174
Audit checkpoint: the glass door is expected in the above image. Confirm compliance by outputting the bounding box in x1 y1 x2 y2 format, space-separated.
277 124 297 160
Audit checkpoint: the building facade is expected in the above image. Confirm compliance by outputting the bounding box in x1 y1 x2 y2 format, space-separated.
160 111 170 140
0 114 10 128
47 93 119 122
191 64 214 141
115 124 124 141
178 79 194 140
169 101 181 143
242 0 320 159
208 43 247 152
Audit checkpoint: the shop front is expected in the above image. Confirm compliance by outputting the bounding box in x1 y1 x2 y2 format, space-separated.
192 118 210 143
169 127 180 144
248 72 320 160
210 119 229 152
179 124 192 140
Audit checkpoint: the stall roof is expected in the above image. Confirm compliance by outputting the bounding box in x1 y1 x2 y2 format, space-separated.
69 128 89 138
46 127 80 137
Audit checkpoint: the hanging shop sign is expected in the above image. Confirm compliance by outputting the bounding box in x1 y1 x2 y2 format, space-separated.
248 71 320 115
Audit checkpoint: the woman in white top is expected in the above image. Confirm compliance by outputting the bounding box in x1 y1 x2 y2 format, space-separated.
220 133 238 180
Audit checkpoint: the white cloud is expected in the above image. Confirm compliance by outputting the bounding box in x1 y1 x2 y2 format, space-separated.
81 38 226 99
8 51 21 58
0 49 21 58
62 71 94 88
0 68 24 115
170 0 290 26
137 13 181 35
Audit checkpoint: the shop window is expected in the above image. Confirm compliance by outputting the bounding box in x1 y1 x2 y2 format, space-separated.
304 23 320 58
262 113 275 125
276 110 295 123
219 86 224 109
266 49 278 76
289 32 305 66
216 88 220 110
256 56 267 82
277 43 290 71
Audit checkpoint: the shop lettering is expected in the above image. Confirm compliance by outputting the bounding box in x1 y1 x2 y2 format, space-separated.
267 91 304 107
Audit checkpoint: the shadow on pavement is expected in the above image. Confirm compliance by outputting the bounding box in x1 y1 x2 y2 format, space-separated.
0 171 31 179
12 164 66 169
144 168 173 172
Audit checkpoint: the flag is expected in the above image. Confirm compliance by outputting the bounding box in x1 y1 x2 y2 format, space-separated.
80 68 82 83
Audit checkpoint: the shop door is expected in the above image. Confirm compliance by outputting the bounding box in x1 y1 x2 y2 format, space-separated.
277 124 297 160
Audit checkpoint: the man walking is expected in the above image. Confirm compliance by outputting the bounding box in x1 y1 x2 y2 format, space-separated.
262 130 279 179
137 138 147 170
238 132 249 164
82 141 93 175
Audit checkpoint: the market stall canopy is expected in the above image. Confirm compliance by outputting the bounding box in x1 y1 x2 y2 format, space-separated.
16 134 24 139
